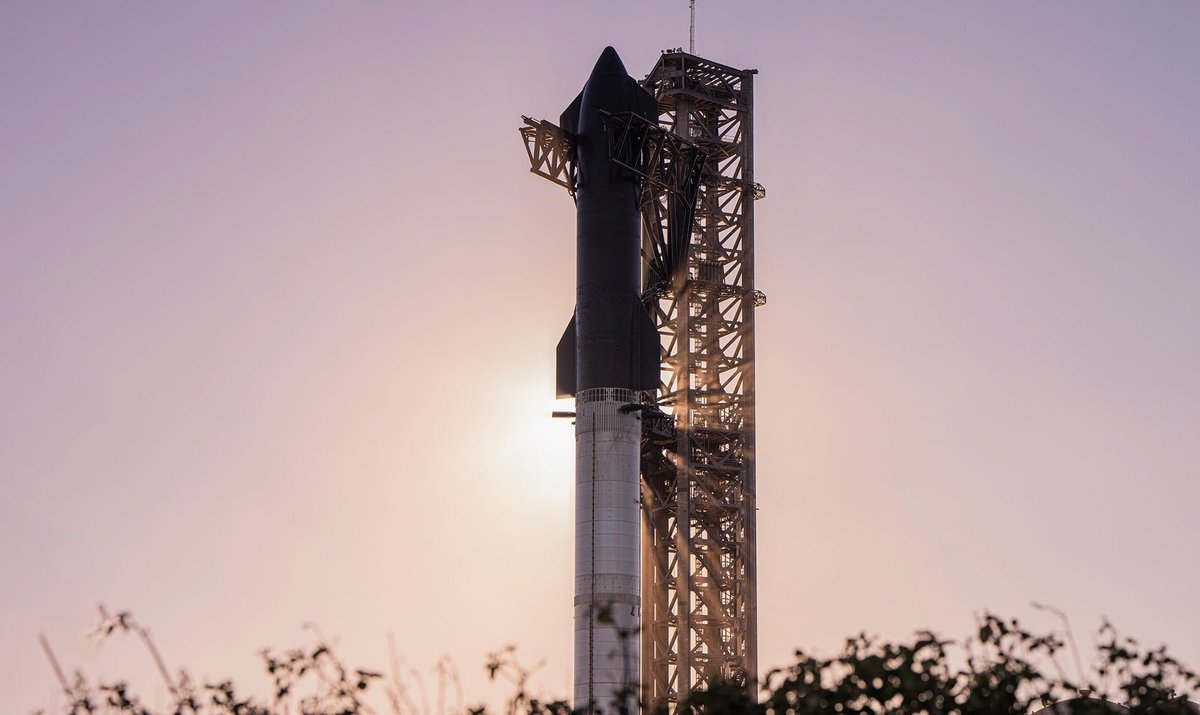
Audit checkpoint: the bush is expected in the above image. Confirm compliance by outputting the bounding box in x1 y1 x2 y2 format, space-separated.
35 608 1197 715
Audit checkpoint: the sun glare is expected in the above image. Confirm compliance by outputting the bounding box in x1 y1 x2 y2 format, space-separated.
490 373 575 511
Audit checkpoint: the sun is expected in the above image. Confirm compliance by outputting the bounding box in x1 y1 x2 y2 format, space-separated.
489 372 576 511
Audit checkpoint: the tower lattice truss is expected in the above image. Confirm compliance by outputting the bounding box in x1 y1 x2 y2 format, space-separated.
640 52 764 712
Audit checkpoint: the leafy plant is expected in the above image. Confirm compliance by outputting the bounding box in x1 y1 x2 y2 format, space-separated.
36 607 1197 715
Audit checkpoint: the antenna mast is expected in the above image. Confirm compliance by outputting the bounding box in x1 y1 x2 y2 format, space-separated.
689 0 696 53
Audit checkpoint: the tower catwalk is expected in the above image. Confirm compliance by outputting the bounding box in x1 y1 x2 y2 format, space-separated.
639 50 763 712
519 46 762 714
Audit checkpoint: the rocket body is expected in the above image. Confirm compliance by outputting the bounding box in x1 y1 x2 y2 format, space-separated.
573 393 641 713
555 47 660 713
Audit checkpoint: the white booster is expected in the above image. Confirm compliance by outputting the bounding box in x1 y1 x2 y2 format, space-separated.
574 388 641 713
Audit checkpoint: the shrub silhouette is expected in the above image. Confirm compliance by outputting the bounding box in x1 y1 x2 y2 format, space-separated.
35 607 1197 715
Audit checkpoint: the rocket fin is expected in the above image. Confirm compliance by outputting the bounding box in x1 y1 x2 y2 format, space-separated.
634 304 661 392
627 76 659 122
560 90 584 137
556 313 577 398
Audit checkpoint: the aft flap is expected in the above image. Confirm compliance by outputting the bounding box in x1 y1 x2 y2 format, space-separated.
634 304 661 393
556 313 577 398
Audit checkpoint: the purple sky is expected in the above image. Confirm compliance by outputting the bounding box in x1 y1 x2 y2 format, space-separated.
3 2 1199 711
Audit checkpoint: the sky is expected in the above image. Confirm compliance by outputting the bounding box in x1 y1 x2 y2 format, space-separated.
2 1 1199 711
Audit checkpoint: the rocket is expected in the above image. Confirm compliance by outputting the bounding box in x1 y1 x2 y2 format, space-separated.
555 46 660 713
556 46 661 400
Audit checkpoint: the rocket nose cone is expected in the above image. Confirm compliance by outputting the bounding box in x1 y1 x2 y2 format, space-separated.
590 46 628 78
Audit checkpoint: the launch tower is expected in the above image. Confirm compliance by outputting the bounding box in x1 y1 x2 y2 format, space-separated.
638 50 763 712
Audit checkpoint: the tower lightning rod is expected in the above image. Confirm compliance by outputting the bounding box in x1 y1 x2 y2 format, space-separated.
689 0 696 53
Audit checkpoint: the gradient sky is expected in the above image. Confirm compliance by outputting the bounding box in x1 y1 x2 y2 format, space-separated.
3 2 1199 712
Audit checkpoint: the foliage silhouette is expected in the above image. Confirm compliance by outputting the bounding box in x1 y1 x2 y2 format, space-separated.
35 608 1197 715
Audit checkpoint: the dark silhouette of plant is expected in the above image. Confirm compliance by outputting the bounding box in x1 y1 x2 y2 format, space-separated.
742 612 1197 715
35 607 1198 715
481 645 570 715
37 606 448 715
